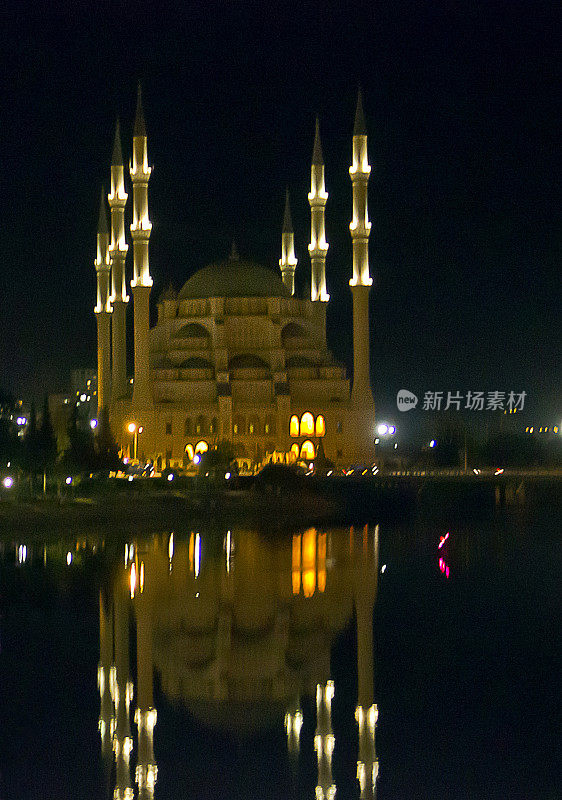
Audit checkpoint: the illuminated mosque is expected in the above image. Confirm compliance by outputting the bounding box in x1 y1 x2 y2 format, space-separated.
94 87 375 467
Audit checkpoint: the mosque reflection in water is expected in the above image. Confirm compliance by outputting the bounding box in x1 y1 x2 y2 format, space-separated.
99 524 380 799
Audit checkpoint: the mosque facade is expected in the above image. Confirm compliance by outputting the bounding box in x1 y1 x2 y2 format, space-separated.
94 88 375 468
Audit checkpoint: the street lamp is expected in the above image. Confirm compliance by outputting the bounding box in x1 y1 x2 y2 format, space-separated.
127 422 139 460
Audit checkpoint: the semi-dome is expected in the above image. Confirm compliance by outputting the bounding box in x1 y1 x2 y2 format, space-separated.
178 258 290 300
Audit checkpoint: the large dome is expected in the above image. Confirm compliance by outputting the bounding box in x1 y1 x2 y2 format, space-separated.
178 258 290 300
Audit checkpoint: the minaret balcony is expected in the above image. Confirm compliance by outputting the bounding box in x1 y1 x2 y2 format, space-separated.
131 276 153 289
109 243 129 258
308 188 328 204
349 219 371 235
108 191 128 208
130 221 152 239
279 256 298 268
129 163 152 182
308 243 329 256
349 164 371 178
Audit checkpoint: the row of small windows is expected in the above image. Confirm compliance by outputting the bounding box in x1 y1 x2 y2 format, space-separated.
180 417 218 436
290 413 326 438
233 416 276 436
165 416 278 437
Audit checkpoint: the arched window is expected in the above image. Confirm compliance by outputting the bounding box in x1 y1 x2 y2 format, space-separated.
195 415 206 435
315 415 326 437
290 443 299 461
300 440 315 460
184 418 192 436
209 417 218 435
233 414 245 436
195 440 208 454
248 415 259 435
290 415 299 437
264 415 276 435
184 443 194 461
300 412 314 436
302 528 316 598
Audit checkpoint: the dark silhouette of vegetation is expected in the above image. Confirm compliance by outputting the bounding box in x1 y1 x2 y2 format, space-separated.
94 406 121 472
254 463 303 495
61 403 95 475
197 440 236 480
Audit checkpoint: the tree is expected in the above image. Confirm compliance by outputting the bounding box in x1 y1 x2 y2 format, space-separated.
62 402 95 475
93 406 121 472
21 403 41 494
197 440 236 481
37 396 57 491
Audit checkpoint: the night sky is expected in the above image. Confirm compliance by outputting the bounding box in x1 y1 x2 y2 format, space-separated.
0 0 559 425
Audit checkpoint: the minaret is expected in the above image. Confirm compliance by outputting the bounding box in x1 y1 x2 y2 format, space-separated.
314 680 336 799
134 551 157 799
279 188 297 295
308 117 329 302
94 187 112 413
130 84 153 412
284 698 303 778
349 90 375 457
354 524 379 798
98 589 115 796
108 118 129 401
113 579 134 799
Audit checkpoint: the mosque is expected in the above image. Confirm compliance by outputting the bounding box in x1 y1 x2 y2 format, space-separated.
94 87 376 468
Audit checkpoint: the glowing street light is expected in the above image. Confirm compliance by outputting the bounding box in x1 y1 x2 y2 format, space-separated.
2 476 14 489
127 422 143 460
90 418 98 429
429 439 436 448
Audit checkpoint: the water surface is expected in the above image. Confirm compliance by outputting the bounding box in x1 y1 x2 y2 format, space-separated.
0 508 558 799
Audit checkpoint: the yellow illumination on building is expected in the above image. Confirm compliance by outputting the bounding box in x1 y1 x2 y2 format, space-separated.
300 412 315 435
292 534 301 595
185 443 194 460
318 532 327 593
188 532 201 577
290 415 300 436
195 440 208 454
300 440 316 460
130 562 137 598
302 528 316 598
315 415 326 437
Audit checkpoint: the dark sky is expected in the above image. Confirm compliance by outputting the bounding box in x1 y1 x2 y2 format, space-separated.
0 0 559 424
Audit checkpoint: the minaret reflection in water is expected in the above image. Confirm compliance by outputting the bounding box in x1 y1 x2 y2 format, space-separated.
98 524 380 798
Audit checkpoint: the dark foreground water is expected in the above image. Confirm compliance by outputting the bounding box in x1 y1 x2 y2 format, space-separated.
0 507 559 800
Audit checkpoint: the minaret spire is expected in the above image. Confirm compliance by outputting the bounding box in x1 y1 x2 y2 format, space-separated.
108 117 129 401
308 117 329 302
134 82 147 137
97 185 109 234
354 524 380 798
112 118 124 166
279 187 297 295
94 186 112 412
312 115 324 164
349 89 375 461
130 84 153 419
354 87 367 136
